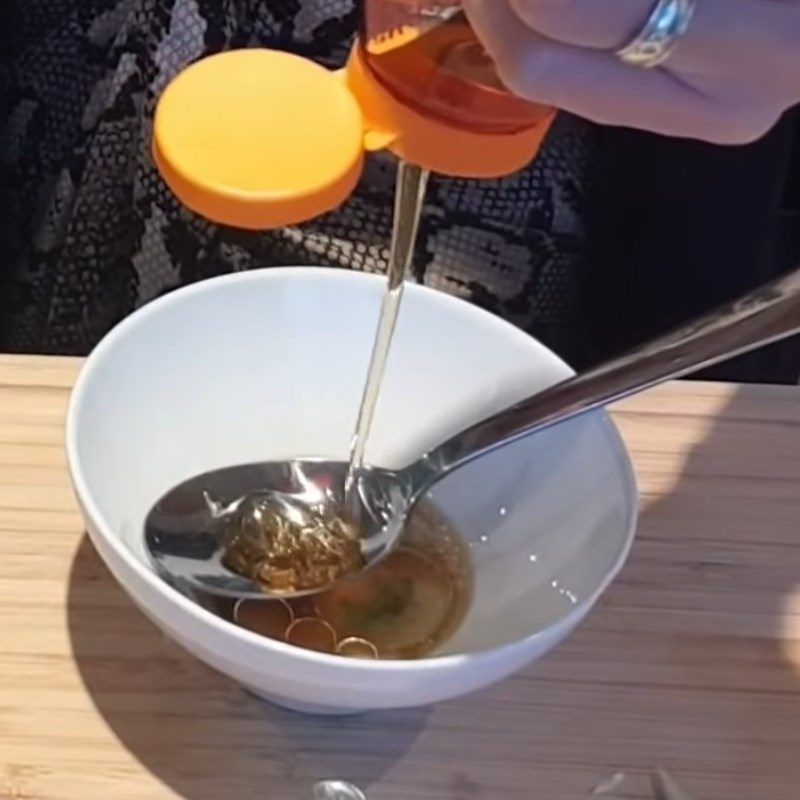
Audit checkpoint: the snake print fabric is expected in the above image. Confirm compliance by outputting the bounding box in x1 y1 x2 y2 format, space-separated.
1 0 594 356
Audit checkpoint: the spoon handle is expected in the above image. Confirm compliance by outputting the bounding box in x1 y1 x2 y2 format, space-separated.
426 266 800 476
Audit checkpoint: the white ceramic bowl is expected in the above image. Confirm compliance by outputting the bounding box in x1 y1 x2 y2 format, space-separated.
66 268 637 714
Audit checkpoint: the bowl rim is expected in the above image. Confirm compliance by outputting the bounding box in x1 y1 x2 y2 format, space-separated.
65 267 638 675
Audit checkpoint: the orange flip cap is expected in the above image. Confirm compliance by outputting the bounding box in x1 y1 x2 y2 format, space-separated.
153 50 365 230
153 47 555 230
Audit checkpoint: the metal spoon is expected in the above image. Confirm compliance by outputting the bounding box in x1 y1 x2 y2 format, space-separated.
146 264 800 599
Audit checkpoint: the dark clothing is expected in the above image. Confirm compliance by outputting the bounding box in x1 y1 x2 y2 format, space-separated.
584 111 800 382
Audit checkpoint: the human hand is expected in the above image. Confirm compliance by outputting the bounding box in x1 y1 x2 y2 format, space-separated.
462 0 800 143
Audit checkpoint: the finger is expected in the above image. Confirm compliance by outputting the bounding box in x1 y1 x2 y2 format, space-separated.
509 0 648 50
462 0 779 143
507 0 799 79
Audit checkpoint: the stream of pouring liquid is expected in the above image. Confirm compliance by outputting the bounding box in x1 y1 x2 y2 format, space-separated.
346 162 430 502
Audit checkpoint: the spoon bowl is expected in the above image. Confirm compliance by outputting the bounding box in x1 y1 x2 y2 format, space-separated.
145 459 409 598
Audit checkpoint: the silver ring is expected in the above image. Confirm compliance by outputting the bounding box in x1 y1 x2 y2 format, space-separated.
616 0 697 68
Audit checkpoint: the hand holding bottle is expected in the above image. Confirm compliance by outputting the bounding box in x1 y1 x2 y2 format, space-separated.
463 0 800 144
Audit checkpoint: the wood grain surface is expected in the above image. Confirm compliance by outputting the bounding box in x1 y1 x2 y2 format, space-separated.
1 355 800 800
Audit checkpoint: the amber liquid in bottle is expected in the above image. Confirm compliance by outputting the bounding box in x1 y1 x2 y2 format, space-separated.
360 7 549 135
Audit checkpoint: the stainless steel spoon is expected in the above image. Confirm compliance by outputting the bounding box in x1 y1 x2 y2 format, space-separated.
145 262 800 599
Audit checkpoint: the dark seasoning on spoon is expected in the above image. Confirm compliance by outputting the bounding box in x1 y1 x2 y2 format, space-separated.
221 493 364 594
